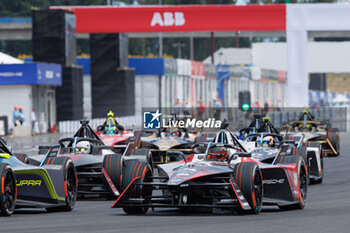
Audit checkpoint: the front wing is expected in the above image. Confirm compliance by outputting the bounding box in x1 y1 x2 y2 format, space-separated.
111 176 252 211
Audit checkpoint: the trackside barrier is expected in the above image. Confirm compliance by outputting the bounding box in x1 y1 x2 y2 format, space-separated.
58 108 346 133
59 116 142 133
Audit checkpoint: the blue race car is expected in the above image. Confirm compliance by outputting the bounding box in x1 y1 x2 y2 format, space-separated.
0 138 77 216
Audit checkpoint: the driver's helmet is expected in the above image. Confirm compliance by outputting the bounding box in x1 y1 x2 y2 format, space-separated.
208 147 228 162
107 110 114 118
172 128 180 137
76 141 91 154
262 136 274 147
298 122 311 130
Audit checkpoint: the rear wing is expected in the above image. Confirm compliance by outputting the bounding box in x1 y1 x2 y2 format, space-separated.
39 145 60 167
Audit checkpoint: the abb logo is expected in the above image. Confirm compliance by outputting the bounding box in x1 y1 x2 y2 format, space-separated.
151 12 185 27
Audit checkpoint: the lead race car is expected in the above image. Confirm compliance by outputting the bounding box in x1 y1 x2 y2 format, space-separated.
102 122 307 215
0 138 77 216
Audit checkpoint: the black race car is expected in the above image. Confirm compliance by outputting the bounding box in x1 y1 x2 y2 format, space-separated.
102 124 307 215
280 109 340 157
34 120 122 197
242 115 323 184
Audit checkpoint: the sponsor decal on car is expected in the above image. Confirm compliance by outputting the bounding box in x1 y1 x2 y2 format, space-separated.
263 179 285 184
17 179 42 187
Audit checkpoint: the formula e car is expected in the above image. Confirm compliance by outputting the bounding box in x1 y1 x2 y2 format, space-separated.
238 114 264 140
0 139 77 216
241 116 323 184
133 127 198 164
280 109 340 157
102 124 307 215
35 120 121 197
96 123 133 146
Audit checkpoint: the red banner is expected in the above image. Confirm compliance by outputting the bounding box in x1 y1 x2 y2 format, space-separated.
51 5 286 33
277 70 287 83
191 61 205 77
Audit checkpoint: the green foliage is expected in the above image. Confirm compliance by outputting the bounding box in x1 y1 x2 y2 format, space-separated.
0 40 32 57
0 0 49 16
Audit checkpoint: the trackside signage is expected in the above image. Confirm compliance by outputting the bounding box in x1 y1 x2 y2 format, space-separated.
151 12 185 27
0 63 62 85
51 5 286 33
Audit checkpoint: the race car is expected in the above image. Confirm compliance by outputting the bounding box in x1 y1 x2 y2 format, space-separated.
136 127 198 163
96 123 133 147
0 138 77 216
35 120 120 197
238 114 264 140
280 108 340 157
102 125 307 215
95 111 133 146
242 115 323 184
193 132 217 144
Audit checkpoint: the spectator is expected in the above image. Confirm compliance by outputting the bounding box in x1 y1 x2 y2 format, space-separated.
199 100 206 120
18 106 24 125
196 100 206 120
12 105 18 126
214 97 223 120
31 109 37 131
263 101 269 115
254 100 260 113
255 100 260 109
174 99 181 115
183 100 191 115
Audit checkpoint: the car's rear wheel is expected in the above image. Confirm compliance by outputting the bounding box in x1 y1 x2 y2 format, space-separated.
45 157 77 212
0 164 16 216
233 162 263 214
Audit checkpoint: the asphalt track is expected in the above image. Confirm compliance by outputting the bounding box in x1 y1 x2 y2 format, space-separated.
1 132 350 233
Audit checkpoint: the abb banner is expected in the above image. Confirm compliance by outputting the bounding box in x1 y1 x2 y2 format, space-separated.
51 5 286 33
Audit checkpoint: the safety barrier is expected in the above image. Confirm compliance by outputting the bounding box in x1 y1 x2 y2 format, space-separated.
58 107 347 134
59 115 142 133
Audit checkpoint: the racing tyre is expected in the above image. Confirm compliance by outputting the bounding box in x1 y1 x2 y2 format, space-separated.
233 162 263 214
277 156 307 210
327 128 340 156
103 154 123 192
0 163 16 216
13 153 29 164
45 157 77 212
121 161 152 214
